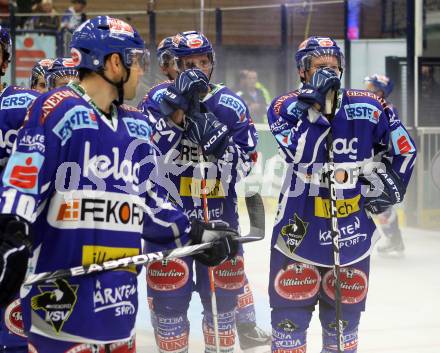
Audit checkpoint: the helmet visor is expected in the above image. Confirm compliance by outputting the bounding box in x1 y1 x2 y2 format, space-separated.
300 48 345 72
125 48 150 72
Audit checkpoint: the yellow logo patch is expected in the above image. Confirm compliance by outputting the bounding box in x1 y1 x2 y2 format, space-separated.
82 245 139 273
314 194 360 218
179 177 225 198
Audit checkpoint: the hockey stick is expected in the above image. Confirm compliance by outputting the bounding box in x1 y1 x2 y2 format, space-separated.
23 195 265 287
200 169 221 353
325 90 345 353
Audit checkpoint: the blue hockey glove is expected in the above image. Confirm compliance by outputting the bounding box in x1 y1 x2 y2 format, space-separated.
190 219 239 267
0 215 32 307
297 68 341 112
359 159 406 214
160 69 209 116
185 112 230 158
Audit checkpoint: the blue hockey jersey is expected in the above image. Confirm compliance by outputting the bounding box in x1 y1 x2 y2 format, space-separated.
0 85 39 349
267 89 416 266
139 82 258 241
0 86 40 168
0 83 191 344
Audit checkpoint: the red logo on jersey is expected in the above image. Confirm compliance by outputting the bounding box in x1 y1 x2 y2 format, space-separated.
213 256 245 290
274 263 320 300
323 268 368 304
147 259 189 291
9 157 38 189
4 299 26 338
397 135 412 154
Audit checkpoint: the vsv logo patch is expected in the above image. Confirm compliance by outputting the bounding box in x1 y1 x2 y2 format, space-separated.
31 279 78 333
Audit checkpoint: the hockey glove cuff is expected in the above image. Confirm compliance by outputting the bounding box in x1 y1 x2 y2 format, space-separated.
360 159 406 214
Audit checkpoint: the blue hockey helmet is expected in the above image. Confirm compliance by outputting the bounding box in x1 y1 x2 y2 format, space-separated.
45 57 79 89
157 36 176 67
364 74 394 98
0 26 11 63
70 16 149 73
30 58 54 89
295 36 344 72
171 31 215 77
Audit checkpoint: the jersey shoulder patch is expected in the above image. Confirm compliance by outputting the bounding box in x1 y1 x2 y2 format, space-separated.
272 91 299 115
0 86 39 110
38 88 81 125
121 110 153 141
216 89 247 122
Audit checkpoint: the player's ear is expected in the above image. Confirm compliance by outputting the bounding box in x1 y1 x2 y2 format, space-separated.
105 53 123 76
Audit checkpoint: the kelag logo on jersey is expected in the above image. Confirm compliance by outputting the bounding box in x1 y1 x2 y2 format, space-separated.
31 279 78 333
391 126 415 154
47 190 145 232
2 151 44 194
218 94 246 122
0 128 18 151
53 106 98 145
122 117 152 141
1 93 36 110
344 103 381 124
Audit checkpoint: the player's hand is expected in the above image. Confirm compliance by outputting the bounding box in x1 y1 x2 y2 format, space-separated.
160 69 209 117
185 112 230 158
190 220 239 267
0 215 32 307
297 68 341 112
359 159 405 214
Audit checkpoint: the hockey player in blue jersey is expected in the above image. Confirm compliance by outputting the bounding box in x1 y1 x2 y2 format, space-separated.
139 30 271 353
45 57 79 90
0 17 238 353
267 37 416 352
0 27 41 353
364 74 405 257
138 36 178 122
30 59 54 93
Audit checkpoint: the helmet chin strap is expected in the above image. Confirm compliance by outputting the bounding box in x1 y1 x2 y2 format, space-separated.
99 66 131 106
